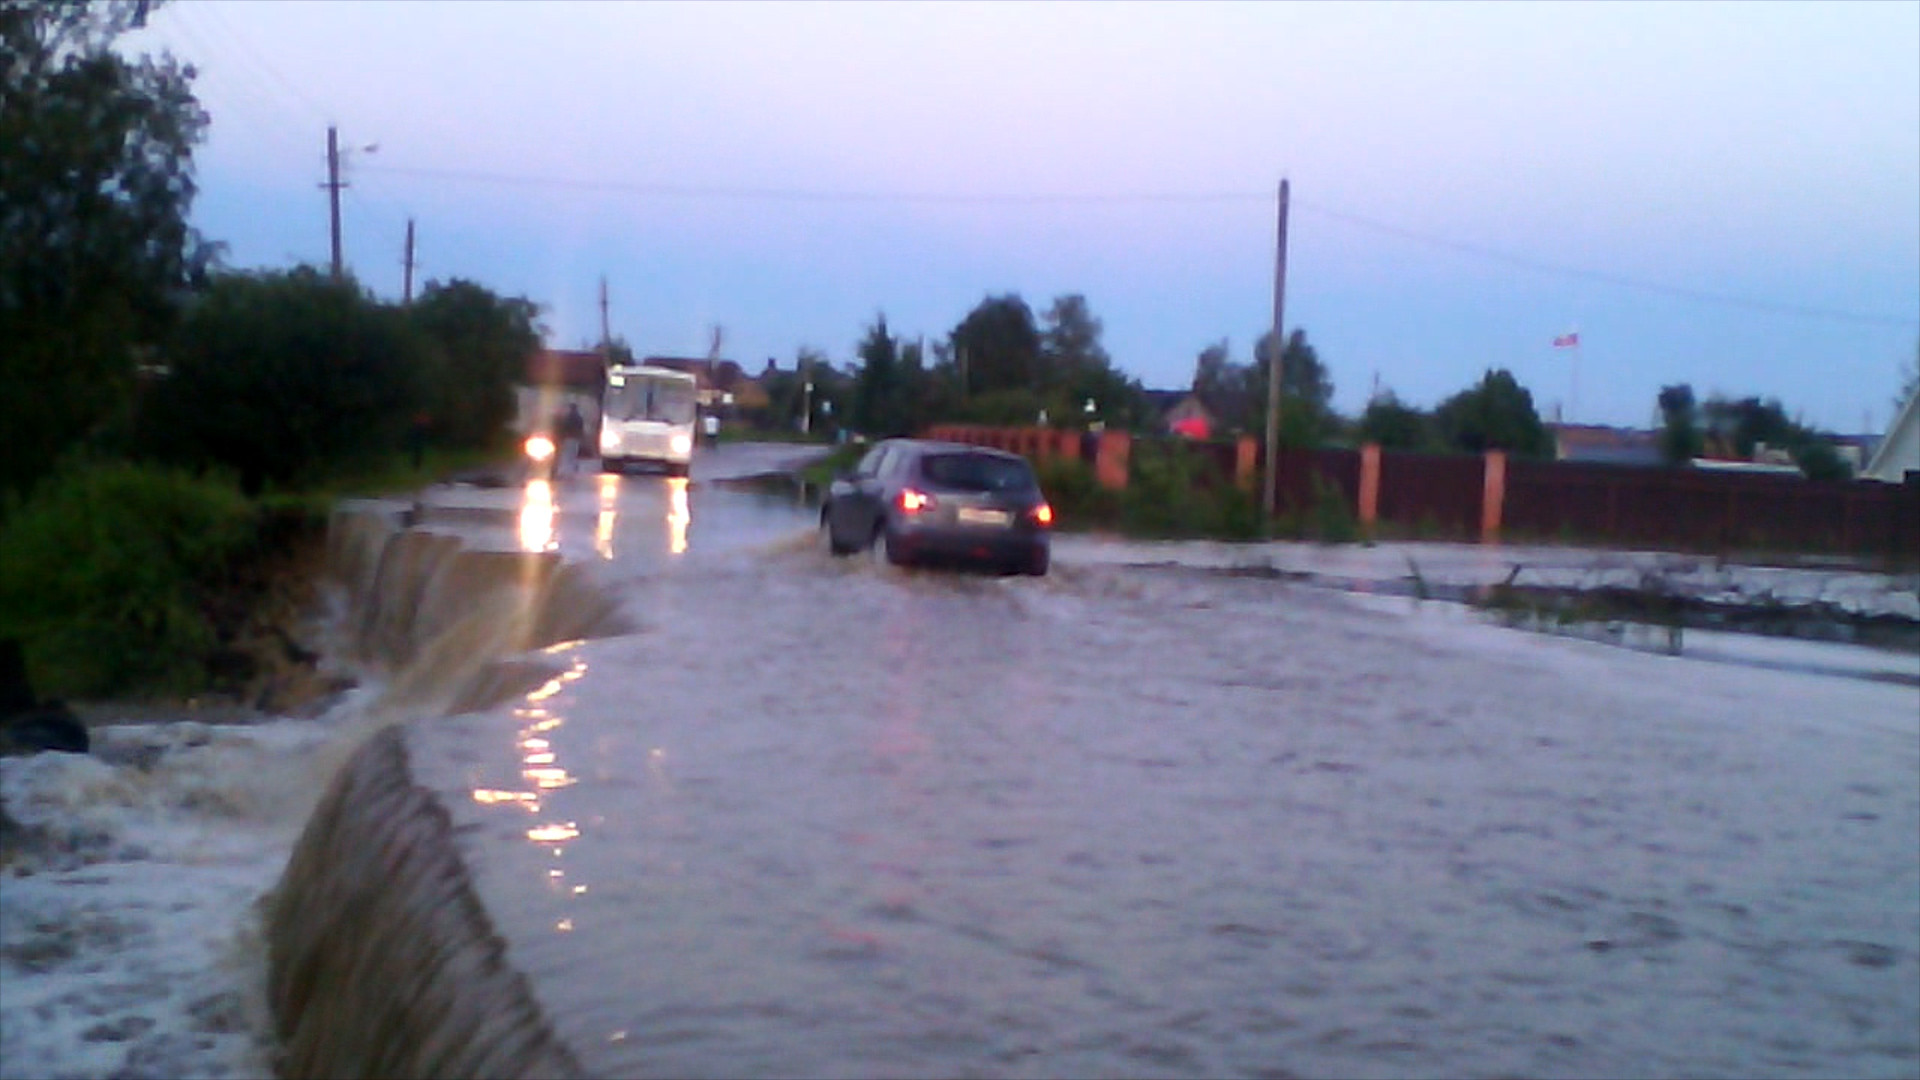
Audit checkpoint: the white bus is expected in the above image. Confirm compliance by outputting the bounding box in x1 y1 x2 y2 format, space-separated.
600 365 699 476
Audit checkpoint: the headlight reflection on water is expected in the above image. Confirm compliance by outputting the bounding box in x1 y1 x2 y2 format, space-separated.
467 656 594 928
519 479 557 553
594 473 621 559
526 469 693 559
667 476 690 555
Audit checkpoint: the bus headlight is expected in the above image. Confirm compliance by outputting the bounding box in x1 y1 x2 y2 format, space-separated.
670 433 693 457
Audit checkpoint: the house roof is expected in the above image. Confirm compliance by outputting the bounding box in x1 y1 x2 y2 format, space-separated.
1864 386 1919 481
642 356 752 392
1142 389 1190 412
525 349 606 390
1550 424 1662 466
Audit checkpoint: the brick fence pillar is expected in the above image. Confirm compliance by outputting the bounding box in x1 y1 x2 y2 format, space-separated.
1359 443 1381 533
1235 436 1259 491
1481 450 1507 544
1096 431 1131 491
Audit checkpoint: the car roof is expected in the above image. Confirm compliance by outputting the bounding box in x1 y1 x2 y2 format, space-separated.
885 438 1027 462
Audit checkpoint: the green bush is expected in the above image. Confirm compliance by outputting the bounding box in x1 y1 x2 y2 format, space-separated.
0 460 258 699
1308 473 1359 543
135 268 428 493
1034 456 1121 529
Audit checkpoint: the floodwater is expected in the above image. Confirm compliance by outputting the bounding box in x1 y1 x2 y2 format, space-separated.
4 444 1917 1079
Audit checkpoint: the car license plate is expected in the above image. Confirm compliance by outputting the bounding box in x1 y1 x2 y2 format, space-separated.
957 507 1011 527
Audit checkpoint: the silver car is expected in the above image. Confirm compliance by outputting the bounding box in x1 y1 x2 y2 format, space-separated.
821 439 1053 576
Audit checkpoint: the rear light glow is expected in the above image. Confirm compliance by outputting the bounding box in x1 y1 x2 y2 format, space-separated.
1031 502 1054 526
898 488 935 514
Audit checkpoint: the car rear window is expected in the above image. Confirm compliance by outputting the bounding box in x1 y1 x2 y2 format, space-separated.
919 452 1036 492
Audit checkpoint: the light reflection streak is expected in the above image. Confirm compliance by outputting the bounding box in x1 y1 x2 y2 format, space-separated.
528 822 580 844
667 476 691 555
520 479 557 552
469 656 599 921
525 766 572 789
595 473 621 559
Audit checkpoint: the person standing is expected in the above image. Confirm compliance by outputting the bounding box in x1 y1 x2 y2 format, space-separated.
557 402 587 478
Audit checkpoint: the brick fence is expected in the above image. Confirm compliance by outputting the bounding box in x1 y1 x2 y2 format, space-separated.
920 425 1920 562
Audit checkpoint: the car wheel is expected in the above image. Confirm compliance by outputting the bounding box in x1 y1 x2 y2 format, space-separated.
1022 547 1050 577
822 511 853 556
870 525 904 568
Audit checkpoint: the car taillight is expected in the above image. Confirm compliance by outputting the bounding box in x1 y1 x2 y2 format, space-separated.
898 488 934 514
1031 502 1054 527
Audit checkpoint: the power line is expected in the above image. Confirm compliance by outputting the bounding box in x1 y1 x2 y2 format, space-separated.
357 163 1263 205
354 162 1918 329
190 2 336 127
1292 198 1919 330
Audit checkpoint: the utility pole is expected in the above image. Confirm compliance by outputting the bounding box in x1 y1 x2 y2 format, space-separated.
801 352 813 436
599 277 611 356
323 125 344 279
1262 177 1290 519
401 218 415 305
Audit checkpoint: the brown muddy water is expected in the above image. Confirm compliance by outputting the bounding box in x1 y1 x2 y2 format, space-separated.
266 472 1919 1080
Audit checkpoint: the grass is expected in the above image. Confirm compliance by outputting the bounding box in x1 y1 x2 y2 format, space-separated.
0 460 265 700
797 443 865 487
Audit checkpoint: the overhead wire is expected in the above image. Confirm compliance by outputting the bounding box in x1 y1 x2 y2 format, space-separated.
356 162 1918 330
160 4 421 278
1291 198 1918 330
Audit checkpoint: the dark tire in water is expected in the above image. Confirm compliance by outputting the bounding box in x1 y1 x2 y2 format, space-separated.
823 513 854 556
1023 548 1050 577
871 527 905 568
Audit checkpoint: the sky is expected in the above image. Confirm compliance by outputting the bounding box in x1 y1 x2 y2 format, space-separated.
125 0 1919 433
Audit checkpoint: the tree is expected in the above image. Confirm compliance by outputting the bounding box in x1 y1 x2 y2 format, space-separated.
1040 294 1109 390
1186 331 1335 444
1701 395 1796 459
1356 392 1432 451
1190 340 1248 427
408 278 541 450
1 0 212 504
1656 383 1703 465
1025 293 1151 429
948 294 1042 401
136 268 428 493
1433 369 1551 457
851 314 906 436
1700 394 1851 480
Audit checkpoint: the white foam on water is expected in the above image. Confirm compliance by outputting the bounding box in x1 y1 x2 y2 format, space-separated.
0 698 394 1080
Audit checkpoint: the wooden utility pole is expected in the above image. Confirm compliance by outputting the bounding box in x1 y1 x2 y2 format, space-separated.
600 277 612 350
1262 177 1290 519
800 352 813 435
401 218 415 305
324 126 344 279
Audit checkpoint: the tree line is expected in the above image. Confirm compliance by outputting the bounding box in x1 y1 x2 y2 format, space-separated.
4 0 1884 514
2 0 545 505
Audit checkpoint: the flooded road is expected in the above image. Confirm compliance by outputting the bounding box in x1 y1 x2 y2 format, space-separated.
391 449 1918 1079
4 444 1912 1079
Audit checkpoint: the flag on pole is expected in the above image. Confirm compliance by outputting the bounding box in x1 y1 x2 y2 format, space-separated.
1552 332 1580 348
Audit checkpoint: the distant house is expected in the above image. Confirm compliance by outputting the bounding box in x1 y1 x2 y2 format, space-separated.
1549 424 1662 466
1144 389 1216 439
640 356 769 414
1863 387 1919 482
516 348 605 439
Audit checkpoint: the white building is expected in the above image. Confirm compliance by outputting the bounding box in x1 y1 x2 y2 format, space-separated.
1862 388 1919 482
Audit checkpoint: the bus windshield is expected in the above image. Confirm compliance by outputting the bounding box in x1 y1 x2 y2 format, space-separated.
607 372 697 425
